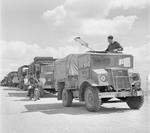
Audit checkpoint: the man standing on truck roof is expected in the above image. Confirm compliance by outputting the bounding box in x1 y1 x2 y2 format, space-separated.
105 35 123 53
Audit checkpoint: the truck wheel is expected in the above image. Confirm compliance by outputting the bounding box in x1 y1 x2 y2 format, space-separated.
19 84 23 90
62 89 73 107
57 88 63 100
126 96 144 109
40 88 44 97
84 86 101 112
23 85 27 91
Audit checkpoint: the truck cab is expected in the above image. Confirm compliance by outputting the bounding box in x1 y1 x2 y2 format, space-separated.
55 52 144 112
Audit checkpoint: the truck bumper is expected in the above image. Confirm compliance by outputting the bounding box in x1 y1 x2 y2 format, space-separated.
98 90 144 98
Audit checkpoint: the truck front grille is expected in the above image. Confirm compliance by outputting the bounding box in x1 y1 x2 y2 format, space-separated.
112 70 131 91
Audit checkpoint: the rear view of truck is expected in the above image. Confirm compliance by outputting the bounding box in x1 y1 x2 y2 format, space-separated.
6 71 19 87
11 72 19 87
28 57 56 96
18 65 29 90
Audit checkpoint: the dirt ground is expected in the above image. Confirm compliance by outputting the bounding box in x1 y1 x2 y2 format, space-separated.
0 86 150 133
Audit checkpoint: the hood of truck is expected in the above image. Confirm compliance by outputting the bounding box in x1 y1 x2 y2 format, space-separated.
92 69 107 74
92 69 108 86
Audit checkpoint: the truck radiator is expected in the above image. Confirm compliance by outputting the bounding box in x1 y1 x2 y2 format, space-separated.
111 70 131 91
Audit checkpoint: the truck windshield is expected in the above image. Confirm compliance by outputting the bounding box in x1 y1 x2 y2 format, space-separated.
92 54 133 69
22 67 28 75
22 67 28 72
41 64 54 74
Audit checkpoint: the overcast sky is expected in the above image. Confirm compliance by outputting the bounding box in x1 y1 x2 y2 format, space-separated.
0 0 150 82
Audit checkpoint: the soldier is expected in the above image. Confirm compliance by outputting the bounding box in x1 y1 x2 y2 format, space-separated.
27 76 38 100
105 35 123 53
34 78 41 101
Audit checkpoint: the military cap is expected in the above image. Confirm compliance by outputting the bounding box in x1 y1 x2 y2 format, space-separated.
108 35 113 39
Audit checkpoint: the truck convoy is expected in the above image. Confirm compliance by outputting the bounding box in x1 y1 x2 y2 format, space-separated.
1 53 144 112
54 52 144 112
18 65 29 90
28 57 56 96
1 37 144 112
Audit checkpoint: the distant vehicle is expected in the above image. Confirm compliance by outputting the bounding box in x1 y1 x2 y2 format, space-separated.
54 52 144 112
1 76 9 86
18 65 29 90
6 71 19 87
28 57 56 96
11 71 19 87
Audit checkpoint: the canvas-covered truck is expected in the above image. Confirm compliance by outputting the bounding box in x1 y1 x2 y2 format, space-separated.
18 65 29 90
11 71 19 87
54 53 144 112
28 57 56 96
6 71 19 87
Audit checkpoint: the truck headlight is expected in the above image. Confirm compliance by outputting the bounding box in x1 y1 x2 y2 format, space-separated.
130 72 141 89
134 82 141 89
132 73 140 81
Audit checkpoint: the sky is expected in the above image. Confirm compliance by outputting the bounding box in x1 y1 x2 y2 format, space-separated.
0 0 150 86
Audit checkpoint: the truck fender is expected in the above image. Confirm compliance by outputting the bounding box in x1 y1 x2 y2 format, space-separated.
79 81 98 101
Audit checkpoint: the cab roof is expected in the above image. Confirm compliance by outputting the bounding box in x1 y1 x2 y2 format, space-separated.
85 51 132 56
63 51 132 57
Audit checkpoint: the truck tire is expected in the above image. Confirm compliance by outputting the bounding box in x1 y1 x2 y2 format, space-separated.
23 85 27 91
126 96 144 109
62 89 73 107
84 86 101 112
57 88 63 100
40 88 44 97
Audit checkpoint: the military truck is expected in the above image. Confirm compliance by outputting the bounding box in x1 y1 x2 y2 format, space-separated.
10 71 19 87
54 53 144 112
1 76 8 86
28 57 56 96
18 65 29 90
6 71 19 87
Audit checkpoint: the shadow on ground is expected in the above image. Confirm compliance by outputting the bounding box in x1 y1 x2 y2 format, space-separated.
6 89 57 99
13 93 57 102
3 87 21 91
41 93 57 98
23 102 130 115
8 92 27 97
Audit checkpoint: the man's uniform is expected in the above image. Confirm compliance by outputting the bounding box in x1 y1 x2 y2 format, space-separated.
27 77 38 99
105 41 123 53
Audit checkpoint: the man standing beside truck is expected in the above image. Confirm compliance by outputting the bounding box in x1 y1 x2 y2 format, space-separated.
105 35 123 53
27 76 39 100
